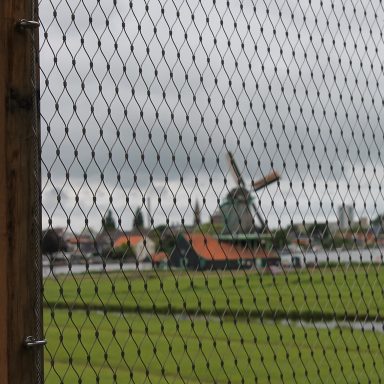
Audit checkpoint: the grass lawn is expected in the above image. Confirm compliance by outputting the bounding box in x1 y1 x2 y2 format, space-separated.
43 266 384 382
44 309 384 384
44 265 384 321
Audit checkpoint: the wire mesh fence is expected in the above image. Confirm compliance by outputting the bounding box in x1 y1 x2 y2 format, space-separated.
38 0 384 382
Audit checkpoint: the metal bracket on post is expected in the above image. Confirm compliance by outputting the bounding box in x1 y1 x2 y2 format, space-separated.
24 336 47 348
15 19 40 31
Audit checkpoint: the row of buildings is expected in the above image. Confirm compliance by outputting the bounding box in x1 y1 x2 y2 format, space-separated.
43 226 277 270
43 200 383 270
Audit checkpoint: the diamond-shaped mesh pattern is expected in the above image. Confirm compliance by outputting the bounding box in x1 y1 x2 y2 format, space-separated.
39 0 384 382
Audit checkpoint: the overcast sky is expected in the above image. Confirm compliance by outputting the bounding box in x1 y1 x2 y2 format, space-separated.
39 0 384 234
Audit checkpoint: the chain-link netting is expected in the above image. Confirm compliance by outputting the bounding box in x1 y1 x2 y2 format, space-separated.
39 0 384 382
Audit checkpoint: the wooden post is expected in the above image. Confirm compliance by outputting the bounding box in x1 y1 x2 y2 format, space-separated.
0 0 42 382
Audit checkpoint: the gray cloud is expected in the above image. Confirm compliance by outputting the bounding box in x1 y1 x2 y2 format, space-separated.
39 0 384 232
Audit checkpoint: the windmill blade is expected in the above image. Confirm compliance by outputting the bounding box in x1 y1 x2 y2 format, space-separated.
252 202 266 232
226 151 245 187
252 171 280 192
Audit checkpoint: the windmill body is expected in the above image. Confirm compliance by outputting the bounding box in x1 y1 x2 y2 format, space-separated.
220 186 256 235
214 151 281 249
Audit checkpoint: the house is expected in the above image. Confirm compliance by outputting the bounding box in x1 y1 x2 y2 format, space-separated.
169 233 278 270
66 235 96 255
150 252 168 267
114 235 156 262
95 228 125 254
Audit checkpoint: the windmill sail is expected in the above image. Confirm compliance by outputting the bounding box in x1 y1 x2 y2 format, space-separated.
223 152 281 233
252 171 280 192
226 151 245 187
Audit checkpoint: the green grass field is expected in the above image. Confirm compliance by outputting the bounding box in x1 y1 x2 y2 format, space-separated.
44 265 384 321
44 309 384 383
43 266 384 383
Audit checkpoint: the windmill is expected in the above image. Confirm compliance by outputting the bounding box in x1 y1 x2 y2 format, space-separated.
219 151 280 235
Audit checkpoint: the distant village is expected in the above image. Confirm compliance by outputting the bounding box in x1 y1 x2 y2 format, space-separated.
42 151 384 270
42 197 384 271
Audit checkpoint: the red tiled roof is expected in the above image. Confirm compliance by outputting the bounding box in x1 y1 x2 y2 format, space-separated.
114 235 143 248
151 252 168 263
185 233 273 261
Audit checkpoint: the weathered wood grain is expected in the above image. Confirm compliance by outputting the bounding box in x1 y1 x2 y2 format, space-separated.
0 0 41 382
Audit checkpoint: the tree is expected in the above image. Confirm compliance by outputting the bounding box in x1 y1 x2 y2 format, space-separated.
149 224 176 254
133 207 144 230
103 209 116 231
42 229 66 255
193 199 201 226
111 242 136 260
272 228 288 250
